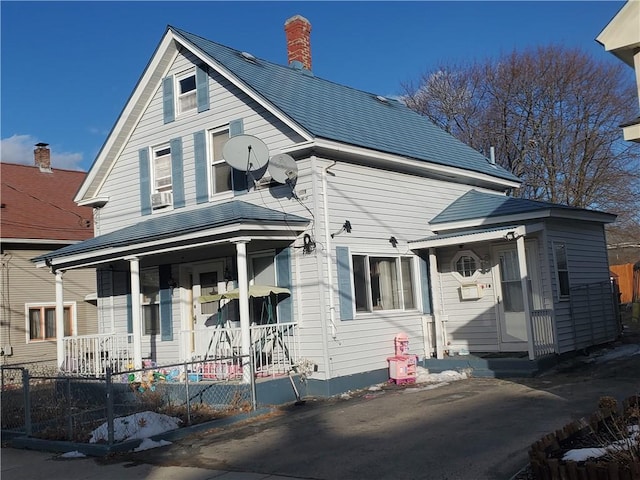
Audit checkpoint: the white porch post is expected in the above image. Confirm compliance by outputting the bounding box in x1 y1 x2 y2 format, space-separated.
428 248 445 359
55 270 65 370
516 236 535 360
234 239 252 383
127 257 143 370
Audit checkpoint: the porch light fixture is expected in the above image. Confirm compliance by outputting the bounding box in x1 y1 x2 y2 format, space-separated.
504 231 518 241
331 220 352 238
389 236 398 248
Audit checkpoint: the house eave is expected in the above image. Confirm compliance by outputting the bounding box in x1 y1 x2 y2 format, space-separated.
430 208 617 233
409 223 545 250
34 223 306 271
287 138 521 190
1 238 81 246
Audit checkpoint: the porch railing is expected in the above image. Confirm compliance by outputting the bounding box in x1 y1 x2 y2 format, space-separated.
182 321 300 378
531 309 555 357
62 333 133 377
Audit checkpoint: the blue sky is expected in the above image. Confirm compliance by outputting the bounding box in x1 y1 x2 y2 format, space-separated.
0 1 627 171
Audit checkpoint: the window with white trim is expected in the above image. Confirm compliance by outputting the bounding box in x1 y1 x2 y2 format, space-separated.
152 145 172 194
176 69 196 115
27 304 74 341
210 129 233 196
352 255 415 312
553 242 570 298
141 267 160 335
451 250 481 282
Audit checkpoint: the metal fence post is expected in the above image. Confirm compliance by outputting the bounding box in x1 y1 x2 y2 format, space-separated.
66 378 73 440
249 351 257 411
184 361 191 426
22 368 31 436
106 367 114 446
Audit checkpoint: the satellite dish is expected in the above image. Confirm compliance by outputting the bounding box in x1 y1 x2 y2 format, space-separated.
223 135 269 172
269 153 298 184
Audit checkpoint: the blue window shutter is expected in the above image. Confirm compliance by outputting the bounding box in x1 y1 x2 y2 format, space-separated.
419 256 432 314
170 137 185 208
336 246 354 321
196 64 210 113
193 131 208 204
162 77 175 124
159 265 173 341
275 248 293 323
229 119 248 195
125 271 133 336
138 148 151 216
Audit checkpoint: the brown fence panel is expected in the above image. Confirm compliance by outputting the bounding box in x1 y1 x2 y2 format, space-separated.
610 263 634 304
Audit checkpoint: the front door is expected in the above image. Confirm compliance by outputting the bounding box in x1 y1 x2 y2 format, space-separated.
191 262 225 357
492 243 539 348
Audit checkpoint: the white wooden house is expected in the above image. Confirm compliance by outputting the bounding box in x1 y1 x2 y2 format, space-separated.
33 16 619 401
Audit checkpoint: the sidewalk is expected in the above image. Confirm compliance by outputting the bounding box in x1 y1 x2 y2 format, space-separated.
0 447 313 480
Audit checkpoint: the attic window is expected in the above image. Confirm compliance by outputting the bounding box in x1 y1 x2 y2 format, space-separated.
176 69 196 115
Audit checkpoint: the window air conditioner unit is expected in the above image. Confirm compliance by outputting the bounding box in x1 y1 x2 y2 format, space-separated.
151 192 173 209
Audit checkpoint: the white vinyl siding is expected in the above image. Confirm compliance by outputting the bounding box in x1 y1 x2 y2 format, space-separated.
545 220 615 354
95 50 305 234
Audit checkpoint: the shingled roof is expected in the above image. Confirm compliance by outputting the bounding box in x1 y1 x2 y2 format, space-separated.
1 163 93 242
171 26 520 184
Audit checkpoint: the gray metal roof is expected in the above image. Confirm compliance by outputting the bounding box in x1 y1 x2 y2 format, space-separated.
33 201 309 263
411 225 522 244
171 27 520 184
430 190 594 225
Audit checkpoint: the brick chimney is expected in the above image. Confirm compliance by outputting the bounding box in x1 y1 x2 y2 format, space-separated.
284 15 312 71
34 143 52 172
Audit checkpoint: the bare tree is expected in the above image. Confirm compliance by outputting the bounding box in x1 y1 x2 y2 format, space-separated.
403 45 640 236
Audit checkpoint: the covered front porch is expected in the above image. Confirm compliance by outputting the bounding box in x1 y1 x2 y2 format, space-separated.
33 201 310 380
412 223 558 363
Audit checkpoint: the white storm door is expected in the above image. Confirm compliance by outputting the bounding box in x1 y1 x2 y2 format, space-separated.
494 247 528 344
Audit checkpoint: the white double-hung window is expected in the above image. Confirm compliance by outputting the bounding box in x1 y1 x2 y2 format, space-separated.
176 69 197 115
352 255 415 312
152 145 172 193
210 128 233 195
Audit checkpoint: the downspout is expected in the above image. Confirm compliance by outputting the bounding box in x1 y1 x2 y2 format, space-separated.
321 159 338 340
311 156 334 381
55 270 65 370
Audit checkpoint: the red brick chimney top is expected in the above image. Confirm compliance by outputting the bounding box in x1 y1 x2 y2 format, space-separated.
34 143 52 172
284 15 312 71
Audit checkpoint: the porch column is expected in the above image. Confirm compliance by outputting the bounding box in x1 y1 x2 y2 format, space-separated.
55 270 65 370
127 257 143 370
516 236 535 360
429 248 445 359
234 239 252 383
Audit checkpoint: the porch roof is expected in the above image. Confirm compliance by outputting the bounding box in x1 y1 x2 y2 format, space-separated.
429 190 616 232
409 224 544 250
32 200 309 270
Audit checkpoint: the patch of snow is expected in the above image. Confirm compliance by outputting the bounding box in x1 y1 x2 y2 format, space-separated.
368 385 382 391
340 393 352 400
89 411 181 444
562 447 609 462
134 438 172 452
402 383 450 393
415 367 468 384
60 450 86 458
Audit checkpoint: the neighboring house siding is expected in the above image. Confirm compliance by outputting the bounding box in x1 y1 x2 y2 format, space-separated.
0 247 97 369
96 51 305 234
544 220 615 353
436 245 499 352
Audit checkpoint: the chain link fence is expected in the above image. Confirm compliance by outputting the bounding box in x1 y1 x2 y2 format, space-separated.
1 355 254 444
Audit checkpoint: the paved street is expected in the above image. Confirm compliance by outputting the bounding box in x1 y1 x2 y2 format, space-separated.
3 331 640 480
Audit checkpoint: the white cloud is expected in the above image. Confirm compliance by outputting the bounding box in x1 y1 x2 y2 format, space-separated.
0 134 85 171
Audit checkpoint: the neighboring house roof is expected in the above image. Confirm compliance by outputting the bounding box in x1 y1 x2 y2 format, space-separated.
33 200 309 268
172 27 520 184
596 0 640 67
429 190 617 228
1 163 93 242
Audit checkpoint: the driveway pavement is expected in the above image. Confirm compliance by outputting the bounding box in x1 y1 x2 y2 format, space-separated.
3 329 640 480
